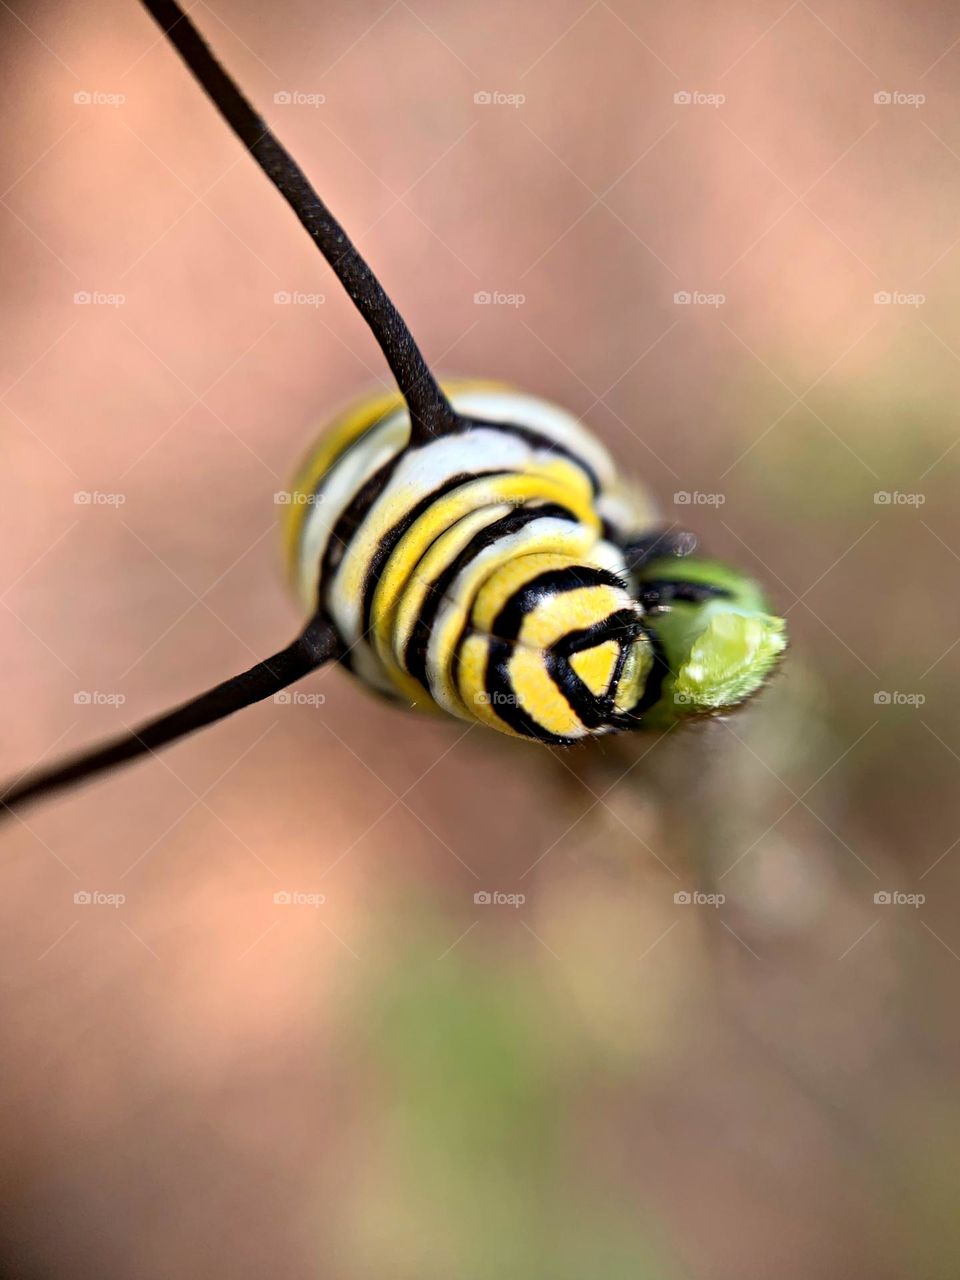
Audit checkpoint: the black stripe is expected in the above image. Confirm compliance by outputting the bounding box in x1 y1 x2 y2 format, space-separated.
316 446 406 607
606 631 632 701
482 609 645 743
545 610 647 730
359 470 513 634
544 650 608 730
548 610 645 659
404 503 578 690
461 417 602 496
491 566 626 643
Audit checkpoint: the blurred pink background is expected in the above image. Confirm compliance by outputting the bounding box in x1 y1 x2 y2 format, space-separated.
1 2 959 1276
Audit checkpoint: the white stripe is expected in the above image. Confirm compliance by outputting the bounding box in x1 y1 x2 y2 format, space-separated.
446 388 618 484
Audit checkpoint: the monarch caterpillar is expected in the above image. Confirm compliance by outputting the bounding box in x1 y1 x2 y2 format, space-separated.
0 0 787 819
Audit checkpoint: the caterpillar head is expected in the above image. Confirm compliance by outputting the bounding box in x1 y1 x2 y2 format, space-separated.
632 556 788 729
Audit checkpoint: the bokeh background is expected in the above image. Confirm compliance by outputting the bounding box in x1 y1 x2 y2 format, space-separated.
1 1 958 1276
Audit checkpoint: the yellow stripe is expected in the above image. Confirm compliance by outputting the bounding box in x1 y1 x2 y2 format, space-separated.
506 646 585 738
570 640 620 696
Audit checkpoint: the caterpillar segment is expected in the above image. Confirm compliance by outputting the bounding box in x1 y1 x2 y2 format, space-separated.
284 384 663 742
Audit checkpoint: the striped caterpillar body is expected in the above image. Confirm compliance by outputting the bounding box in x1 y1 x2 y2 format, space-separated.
284 383 786 743
285 382 656 743
0 1 787 819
